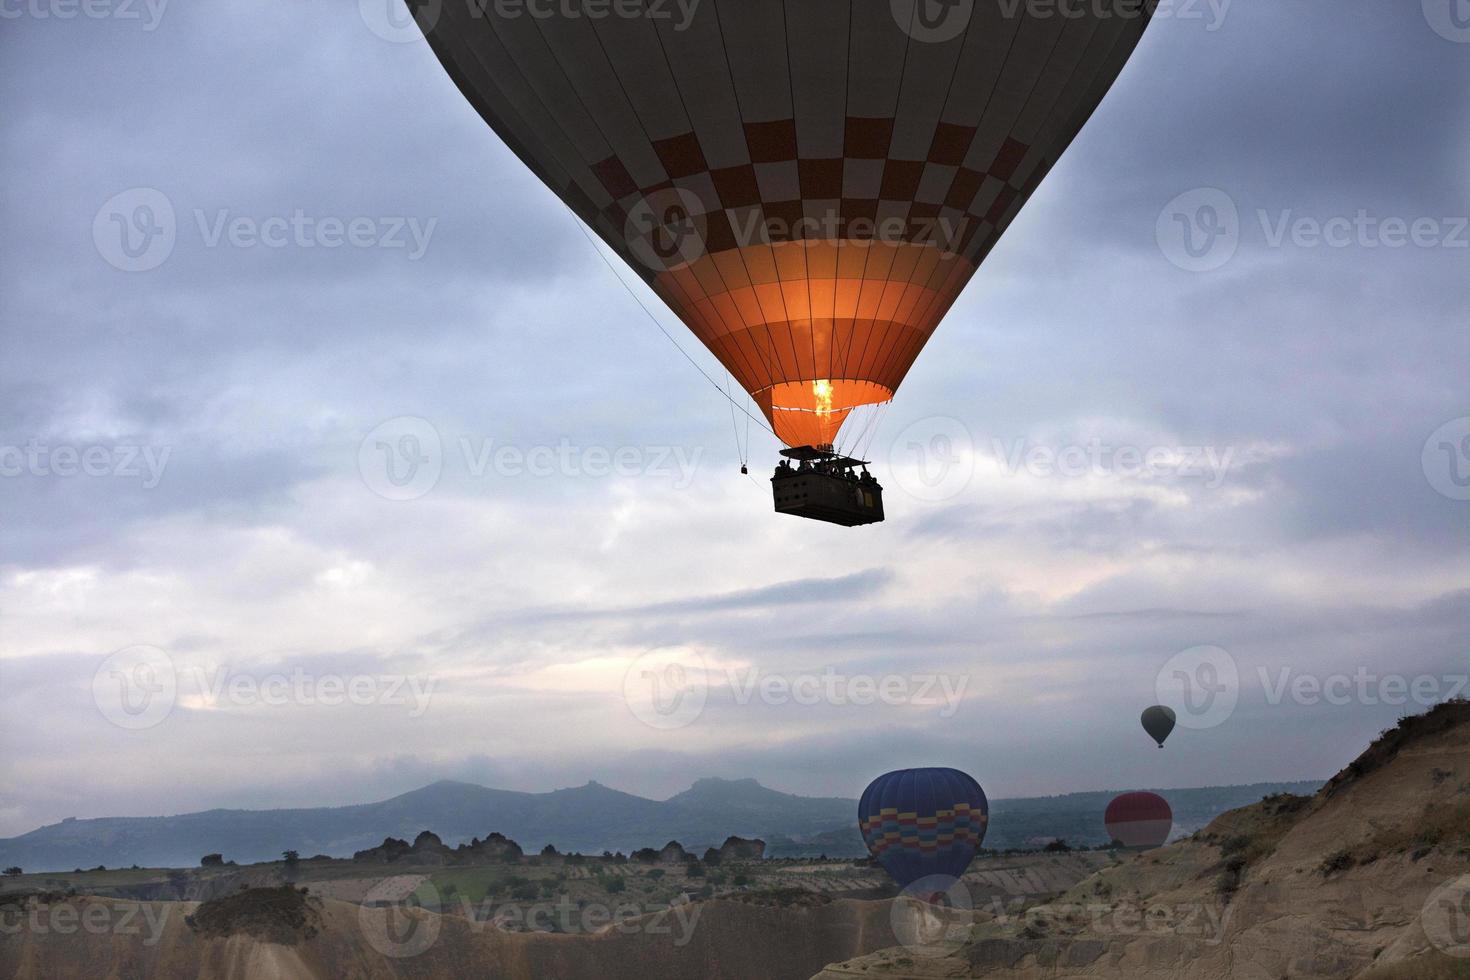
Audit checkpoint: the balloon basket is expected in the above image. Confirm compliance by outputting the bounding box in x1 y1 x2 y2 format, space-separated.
771 447 885 527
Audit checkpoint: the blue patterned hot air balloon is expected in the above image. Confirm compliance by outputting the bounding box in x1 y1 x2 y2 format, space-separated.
859 768 989 889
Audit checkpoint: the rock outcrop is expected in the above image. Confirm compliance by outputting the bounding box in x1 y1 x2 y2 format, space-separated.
718 837 767 862
351 837 413 864
352 831 524 865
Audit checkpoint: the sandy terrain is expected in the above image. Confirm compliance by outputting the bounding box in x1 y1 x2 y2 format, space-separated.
0 853 1103 979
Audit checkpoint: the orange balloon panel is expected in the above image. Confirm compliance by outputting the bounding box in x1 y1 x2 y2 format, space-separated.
754 380 894 448
651 240 971 444
411 0 1153 445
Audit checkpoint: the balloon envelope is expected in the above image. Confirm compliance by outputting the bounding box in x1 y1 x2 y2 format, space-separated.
1141 705 1176 747
859 768 988 889
1105 792 1173 850
410 0 1153 446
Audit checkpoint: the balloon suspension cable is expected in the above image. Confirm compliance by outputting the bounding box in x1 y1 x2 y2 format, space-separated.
745 394 751 461
836 405 869 459
861 402 891 461
726 370 749 472
564 205 777 441
835 400 890 464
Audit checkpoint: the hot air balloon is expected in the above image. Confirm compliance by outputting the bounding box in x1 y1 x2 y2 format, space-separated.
1104 791 1172 850
859 768 988 890
407 1 1153 524
1141 705 1176 748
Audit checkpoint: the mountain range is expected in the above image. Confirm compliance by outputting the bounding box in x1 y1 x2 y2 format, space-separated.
0 777 1323 872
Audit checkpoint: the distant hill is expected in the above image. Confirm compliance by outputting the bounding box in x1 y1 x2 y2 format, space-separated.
0 777 1321 872
0 778 852 872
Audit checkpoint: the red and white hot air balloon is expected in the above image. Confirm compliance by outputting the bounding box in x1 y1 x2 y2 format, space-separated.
1105 792 1173 850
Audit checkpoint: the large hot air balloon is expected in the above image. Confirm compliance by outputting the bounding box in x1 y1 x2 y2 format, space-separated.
859 768 988 889
1141 705 1176 748
408 0 1153 523
1104 791 1172 850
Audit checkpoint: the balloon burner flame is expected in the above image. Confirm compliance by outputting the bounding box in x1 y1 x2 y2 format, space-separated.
812 379 834 417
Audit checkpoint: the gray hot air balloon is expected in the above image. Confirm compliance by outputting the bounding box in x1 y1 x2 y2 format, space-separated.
403 0 1154 463
1141 705 1176 748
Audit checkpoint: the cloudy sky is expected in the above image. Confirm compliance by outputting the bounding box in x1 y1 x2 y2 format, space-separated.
2 0 1468 839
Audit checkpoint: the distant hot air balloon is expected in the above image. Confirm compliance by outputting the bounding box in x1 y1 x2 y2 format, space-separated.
407 1 1154 522
1105 792 1173 850
859 768 988 889
1141 705 1176 748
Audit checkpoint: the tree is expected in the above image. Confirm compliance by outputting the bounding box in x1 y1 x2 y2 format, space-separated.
201 854 224 867
1043 839 1071 853
3 867 21 876
282 850 300 865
